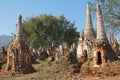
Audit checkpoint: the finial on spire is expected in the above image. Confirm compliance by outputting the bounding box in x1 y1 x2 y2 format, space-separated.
19 14 22 22
86 3 90 13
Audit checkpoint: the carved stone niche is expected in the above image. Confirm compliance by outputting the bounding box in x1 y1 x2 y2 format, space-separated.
93 40 118 67
6 41 35 74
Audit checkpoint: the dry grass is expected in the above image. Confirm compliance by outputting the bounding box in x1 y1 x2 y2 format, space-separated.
0 57 120 80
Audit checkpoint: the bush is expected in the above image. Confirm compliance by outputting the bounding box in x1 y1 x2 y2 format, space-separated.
96 73 101 77
87 56 93 62
40 59 49 67
2 64 6 69
83 66 90 73
105 63 110 67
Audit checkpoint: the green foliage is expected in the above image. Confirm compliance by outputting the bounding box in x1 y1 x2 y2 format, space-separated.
87 56 93 62
49 61 56 66
105 63 110 67
105 73 109 76
0 77 2 80
79 73 83 78
23 14 79 49
39 59 49 67
102 0 120 34
83 66 90 73
89 0 120 37
96 72 101 77
2 63 6 69
44 67 51 73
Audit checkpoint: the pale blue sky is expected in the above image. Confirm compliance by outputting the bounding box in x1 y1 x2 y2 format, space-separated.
0 0 95 35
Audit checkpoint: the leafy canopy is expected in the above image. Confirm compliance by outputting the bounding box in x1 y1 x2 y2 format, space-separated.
22 14 79 49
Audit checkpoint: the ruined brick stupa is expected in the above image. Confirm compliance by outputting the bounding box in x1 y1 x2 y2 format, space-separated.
77 4 94 60
84 4 94 39
93 5 118 67
6 15 35 73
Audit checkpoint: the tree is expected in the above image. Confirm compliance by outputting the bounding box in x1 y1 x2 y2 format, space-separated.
89 0 120 38
22 14 79 49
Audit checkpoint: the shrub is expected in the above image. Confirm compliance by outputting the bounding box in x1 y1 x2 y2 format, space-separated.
105 73 109 76
96 73 101 77
83 66 90 73
105 63 110 67
2 64 6 69
87 56 93 62
40 59 49 67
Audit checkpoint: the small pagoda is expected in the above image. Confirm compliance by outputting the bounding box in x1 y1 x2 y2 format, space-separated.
77 4 94 59
6 15 35 73
93 5 118 67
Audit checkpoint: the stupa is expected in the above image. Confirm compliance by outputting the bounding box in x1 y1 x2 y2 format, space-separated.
93 5 118 67
6 15 35 73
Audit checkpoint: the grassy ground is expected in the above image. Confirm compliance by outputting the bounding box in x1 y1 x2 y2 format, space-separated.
0 57 120 80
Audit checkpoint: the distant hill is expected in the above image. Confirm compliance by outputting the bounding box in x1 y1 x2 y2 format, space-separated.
0 35 12 47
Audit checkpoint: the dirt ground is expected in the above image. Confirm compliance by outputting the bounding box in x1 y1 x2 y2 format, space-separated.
0 56 120 80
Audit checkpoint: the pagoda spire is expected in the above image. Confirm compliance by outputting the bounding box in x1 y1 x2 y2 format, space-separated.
84 3 94 39
15 14 23 42
96 4 107 40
